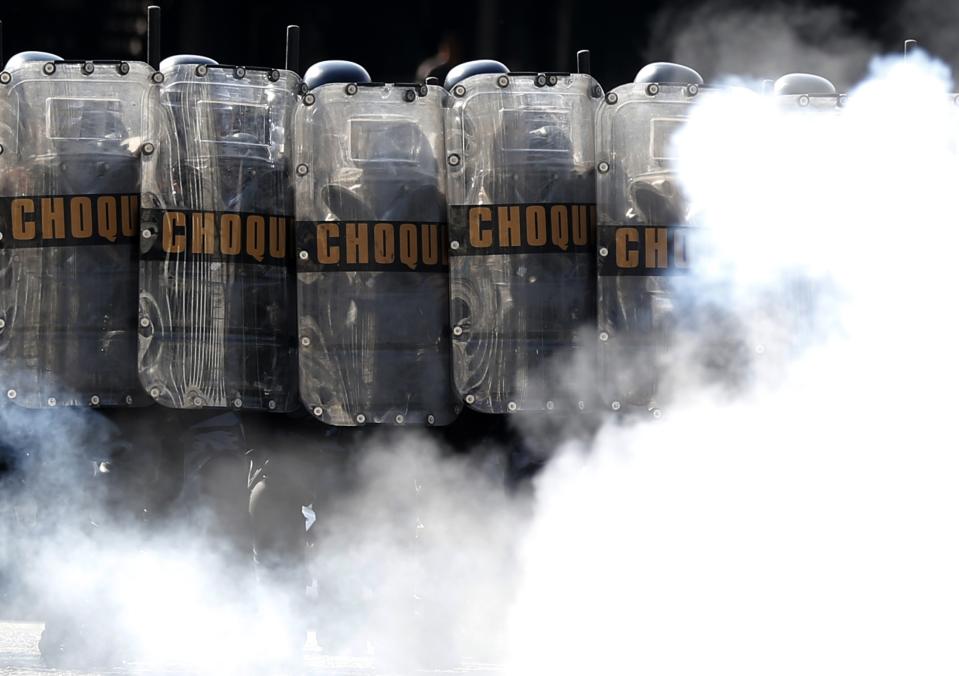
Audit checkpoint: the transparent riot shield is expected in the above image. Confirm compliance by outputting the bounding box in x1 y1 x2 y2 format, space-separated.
595 83 699 411
294 82 459 426
445 73 601 413
0 59 153 408
139 65 300 412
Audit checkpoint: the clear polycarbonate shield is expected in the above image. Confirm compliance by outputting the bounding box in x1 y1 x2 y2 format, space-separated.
445 73 601 413
139 65 300 412
0 59 153 409
294 83 459 426
595 83 700 411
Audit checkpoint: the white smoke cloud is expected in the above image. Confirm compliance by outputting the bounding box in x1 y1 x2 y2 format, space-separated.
506 52 959 676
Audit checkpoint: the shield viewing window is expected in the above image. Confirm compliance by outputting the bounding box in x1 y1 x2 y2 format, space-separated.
46 97 126 141
499 109 572 153
650 118 686 161
349 117 421 163
197 101 271 146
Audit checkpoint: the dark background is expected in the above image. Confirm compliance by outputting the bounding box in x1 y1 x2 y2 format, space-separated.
0 0 943 90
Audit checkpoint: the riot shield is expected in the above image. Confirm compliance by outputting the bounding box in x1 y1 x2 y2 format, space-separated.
139 65 300 412
294 83 459 426
595 82 699 411
0 59 153 408
445 73 601 413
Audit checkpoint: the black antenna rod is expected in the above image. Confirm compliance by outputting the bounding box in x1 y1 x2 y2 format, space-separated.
147 5 162 70
576 49 591 75
286 25 300 73
904 39 919 56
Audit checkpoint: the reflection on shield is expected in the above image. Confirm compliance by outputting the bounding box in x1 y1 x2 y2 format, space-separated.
294 83 459 426
0 60 153 408
446 73 602 413
138 65 300 412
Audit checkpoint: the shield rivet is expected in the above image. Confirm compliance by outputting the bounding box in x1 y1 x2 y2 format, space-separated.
547 74 558 86
651 408 663 419
149 387 160 398
47 397 57 407
193 396 203 406
125 395 134 405
404 88 416 102
450 241 460 250
577 400 586 410
90 395 100 406
798 95 810 107
496 75 509 88
296 164 309 176
268 400 277 410
599 331 609 341
605 92 618 105
303 93 316 106
312 406 323 417
196 64 208 77
427 414 435 425
686 83 699 97
591 84 603 98
117 62 130 76
395 414 404 424
0 72 11 85
599 247 609 257
611 400 622 411
151 72 164 84
597 161 610 174
142 142 155 156
140 317 150 328
452 326 463 336
300 336 311 347
507 401 518 412
82 62 95 75
452 84 466 97
418 84 428 97
465 394 476 405
42 62 56 75
235 66 246 79
546 400 555 410
356 414 366 424
646 83 659 96
345 83 358 95
0 229 5 237
233 398 242 408
6 389 15 399
838 94 848 107
269 69 280 82
535 74 547 87
447 153 461 167
0 319 5 329
298 250 309 260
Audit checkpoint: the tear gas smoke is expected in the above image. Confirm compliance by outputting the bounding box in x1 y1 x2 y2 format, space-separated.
507 52 959 675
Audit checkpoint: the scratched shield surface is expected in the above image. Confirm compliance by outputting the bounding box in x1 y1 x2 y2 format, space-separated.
595 83 701 412
445 73 602 413
0 59 152 408
293 83 459 426
139 64 300 412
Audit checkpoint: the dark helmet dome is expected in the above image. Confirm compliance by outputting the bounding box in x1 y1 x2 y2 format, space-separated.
4 51 64 72
159 54 219 71
773 73 836 96
303 60 371 90
444 59 509 90
634 62 704 85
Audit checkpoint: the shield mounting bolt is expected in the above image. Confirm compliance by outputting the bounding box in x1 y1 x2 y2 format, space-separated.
465 394 476 405
599 331 609 341
90 395 101 406
296 164 309 176
356 413 366 424
0 72 11 85
598 161 610 174
452 326 463 336
6 389 15 399
300 336 311 347
312 406 323 417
